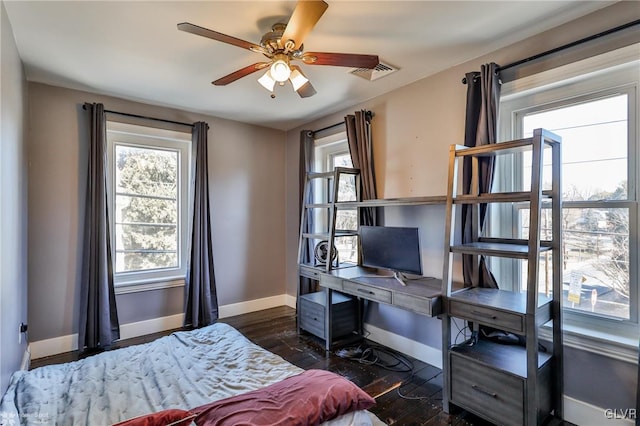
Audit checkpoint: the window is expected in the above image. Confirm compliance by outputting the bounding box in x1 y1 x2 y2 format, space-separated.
106 122 191 292
314 132 358 264
498 46 639 351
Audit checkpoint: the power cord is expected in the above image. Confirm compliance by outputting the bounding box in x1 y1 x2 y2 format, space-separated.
335 341 441 400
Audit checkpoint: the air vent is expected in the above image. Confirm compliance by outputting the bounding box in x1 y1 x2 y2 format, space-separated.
350 62 398 81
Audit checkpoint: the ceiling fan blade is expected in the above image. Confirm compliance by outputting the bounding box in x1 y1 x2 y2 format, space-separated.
281 0 328 51
178 22 264 52
213 62 270 86
301 52 379 69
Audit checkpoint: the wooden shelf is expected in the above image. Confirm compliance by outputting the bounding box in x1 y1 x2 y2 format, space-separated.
453 130 561 158
301 232 330 240
307 171 335 179
450 340 552 379
335 195 446 208
450 241 552 259
453 190 553 204
450 287 552 314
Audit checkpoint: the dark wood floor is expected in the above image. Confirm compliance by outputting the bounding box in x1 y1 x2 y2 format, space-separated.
31 306 567 425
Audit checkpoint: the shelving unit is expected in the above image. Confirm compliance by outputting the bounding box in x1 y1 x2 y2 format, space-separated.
297 167 361 346
441 128 563 425
296 165 447 350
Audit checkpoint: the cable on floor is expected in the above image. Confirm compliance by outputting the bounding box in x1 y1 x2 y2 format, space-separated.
335 341 440 401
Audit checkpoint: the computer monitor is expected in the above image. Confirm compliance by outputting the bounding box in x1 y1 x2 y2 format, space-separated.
360 226 423 284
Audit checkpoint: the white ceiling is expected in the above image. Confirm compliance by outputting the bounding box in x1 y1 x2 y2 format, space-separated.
4 1 613 130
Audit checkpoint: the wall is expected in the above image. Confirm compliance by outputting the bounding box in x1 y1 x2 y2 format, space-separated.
285 1 639 415
0 1 29 395
27 83 286 342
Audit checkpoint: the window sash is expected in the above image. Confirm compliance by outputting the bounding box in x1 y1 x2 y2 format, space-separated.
497 49 639 348
106 122 191 289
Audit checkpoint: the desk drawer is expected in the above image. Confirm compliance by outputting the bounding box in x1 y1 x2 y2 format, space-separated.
299 265 321 280
319 274 343 291
449 300 524 334
394 293 439 317
299 297 325 339
450 353 524 426
343 281 392 304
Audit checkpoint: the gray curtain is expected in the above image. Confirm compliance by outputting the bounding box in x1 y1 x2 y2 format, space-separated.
345 110 377 226
79 102 120 351
184 121 218 328
299 130 316 294
461 63 501 288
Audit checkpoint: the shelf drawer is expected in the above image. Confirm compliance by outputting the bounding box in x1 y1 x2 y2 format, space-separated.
299 265 322 280
299 298 325 339
298 292 358 341
343 281 392 304
319 274 343 291
449 300 524 334
450 353 524 426
394 292 440 317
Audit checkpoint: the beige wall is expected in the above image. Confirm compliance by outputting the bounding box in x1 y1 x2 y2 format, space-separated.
27 83 287 341
285 1 639 411
1 1 29 394
285 0 640 297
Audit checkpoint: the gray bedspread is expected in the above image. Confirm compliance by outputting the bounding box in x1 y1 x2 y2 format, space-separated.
0 323 382 426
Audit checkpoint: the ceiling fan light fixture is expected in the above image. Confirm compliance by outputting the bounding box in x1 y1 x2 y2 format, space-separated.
258 70 276 92
270 55 291 82
289 68 309 91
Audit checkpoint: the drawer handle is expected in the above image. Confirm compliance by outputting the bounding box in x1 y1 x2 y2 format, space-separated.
357 288 375 295
471 384 497 398
471 310 498 320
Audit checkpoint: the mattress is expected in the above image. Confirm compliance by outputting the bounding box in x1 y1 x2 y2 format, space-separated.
0 322 383 426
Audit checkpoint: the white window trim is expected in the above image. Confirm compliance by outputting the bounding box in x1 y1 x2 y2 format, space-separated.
499 44 640 361
314 131 349 172
106 121 191 294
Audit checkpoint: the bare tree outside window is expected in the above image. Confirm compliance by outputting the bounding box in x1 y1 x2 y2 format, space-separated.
519 94 631 319
114 145 179 272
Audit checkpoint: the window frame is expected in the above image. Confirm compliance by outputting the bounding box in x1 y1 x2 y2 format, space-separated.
106 121 191 294
498 45 639 360
313 132 359 265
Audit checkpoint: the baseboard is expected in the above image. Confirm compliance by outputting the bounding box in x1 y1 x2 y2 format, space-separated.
30 294 289 359
218 294 289 318
30 334 78 359
563 395 635 426
363 323 443 369
284 293 297 309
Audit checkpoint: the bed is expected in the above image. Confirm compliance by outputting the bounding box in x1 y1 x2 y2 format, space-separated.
0 322 383 426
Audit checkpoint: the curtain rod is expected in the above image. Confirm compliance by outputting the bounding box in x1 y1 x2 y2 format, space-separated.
312 121 344 135
462 19 640 84
312 111 375 135
82 103 194 128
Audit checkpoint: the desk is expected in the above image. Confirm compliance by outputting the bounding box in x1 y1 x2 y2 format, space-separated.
300 265 444 350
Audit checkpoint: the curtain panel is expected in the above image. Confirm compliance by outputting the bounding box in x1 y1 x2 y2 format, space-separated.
345 110 377 226
298 130 316 296
79 102 120 352
461 63 501 288
184 121 219 328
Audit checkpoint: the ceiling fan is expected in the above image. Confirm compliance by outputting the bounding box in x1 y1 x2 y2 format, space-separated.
178 0 379 98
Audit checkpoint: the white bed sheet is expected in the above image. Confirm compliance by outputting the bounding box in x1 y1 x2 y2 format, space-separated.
0 323 384 426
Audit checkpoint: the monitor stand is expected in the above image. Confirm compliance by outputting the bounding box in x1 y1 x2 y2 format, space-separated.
392 271 407 286
358 269 408 286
